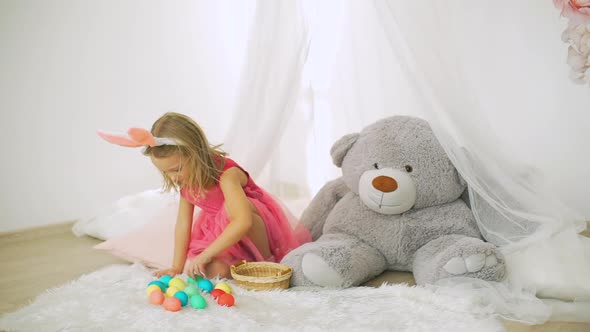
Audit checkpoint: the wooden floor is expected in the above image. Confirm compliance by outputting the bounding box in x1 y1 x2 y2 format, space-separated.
1 223 589 332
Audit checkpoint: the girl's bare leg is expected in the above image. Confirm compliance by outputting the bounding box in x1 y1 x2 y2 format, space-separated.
246 202 272 259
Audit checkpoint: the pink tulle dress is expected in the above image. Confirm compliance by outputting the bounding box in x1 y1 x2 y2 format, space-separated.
181 158 310 266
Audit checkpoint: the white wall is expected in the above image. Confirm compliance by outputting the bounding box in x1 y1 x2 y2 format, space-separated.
0 0 255 232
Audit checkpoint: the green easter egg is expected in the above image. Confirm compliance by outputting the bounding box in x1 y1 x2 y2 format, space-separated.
184 286 199 298
190 294 207 309
187 275 203 285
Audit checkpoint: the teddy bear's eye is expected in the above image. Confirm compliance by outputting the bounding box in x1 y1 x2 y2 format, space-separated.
405 165 413 173
373 163 379 169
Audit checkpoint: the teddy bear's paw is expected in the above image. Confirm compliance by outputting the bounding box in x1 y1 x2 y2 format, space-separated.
301 253 345 287
443 253 499 275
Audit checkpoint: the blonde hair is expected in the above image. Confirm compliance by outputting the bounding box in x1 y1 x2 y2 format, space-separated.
143 112 226 195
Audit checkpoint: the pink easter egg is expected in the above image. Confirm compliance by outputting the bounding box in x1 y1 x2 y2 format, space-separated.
163 297 182 312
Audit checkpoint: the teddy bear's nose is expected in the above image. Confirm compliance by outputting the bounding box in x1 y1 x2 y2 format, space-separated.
372 176 398 192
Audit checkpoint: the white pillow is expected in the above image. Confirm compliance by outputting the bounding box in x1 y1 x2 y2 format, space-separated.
505 228 590 302
72 189 179 240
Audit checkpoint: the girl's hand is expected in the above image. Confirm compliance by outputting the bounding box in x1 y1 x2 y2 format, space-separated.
153 267 181 278
187 254 212 278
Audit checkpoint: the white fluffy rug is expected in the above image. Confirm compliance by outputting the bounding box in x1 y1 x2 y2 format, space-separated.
0 264 503 332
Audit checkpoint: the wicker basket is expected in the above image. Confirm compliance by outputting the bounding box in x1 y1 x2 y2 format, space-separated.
230 261 292 291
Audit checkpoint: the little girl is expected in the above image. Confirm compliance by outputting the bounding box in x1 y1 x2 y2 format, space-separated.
99 112 310 279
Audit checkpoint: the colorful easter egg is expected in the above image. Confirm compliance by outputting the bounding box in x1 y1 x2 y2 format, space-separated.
184 286 199 298
149 290 165 305
210 289 226 300
148 280 167 291
163 297 181 312
166 286 179 297
146 285 161 296
190 294 207 309
159 275 173 286
174 291 189 306
217 293 235 307
169 278 186 291
197 279 214 293
214 282 232 294
187 275 202 285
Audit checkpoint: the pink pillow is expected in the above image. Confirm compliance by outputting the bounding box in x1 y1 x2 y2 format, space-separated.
94 210 182 269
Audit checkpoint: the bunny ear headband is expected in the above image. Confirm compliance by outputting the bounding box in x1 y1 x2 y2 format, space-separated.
97 128 180 148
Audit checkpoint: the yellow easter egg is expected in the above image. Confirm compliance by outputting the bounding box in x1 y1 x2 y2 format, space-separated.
214 282 232 294
169 278 187 291
146 285 161 296
166 286 180 297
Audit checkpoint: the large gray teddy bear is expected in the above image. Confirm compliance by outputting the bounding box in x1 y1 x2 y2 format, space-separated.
281 116 505 287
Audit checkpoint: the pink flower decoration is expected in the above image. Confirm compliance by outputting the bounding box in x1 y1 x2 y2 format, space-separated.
554 0 590 23
555 1 590 85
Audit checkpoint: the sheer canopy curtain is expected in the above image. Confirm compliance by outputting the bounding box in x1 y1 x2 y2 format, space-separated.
222 1 310 181
374 0 590 322
268 0 431 200
260 0 590 323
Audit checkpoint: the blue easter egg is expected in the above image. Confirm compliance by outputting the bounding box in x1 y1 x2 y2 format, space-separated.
148 280 167 291
174 291 189 306
197 279 214 293
159 275 173 286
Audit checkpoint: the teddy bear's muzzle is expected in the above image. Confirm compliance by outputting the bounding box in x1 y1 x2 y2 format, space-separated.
359 169 417 215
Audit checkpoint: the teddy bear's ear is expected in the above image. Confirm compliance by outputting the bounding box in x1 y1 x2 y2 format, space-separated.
330 133 360 167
